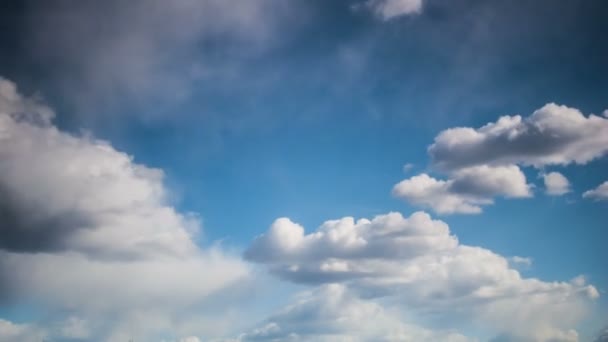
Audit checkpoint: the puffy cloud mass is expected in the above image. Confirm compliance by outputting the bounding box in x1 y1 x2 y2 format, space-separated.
0 77 248 340
583 181 608 201
543 172 571 196
429 103 608 171
392 165 531 214
364 0 423 20
246 211 599 341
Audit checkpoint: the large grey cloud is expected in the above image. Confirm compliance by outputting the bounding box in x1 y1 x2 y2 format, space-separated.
429 103 608 171
19 0 297 117
245 211 598 341
0 77 249 340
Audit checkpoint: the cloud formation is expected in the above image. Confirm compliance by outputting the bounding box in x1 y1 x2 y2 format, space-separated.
583 181 608 201
543 172 571 196
246 211 598 340
0 77 248 340
392 165 531 214
394 103 608 214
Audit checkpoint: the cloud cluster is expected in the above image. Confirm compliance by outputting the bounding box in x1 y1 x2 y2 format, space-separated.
583 181 608 201
394 103 608 213
0 77 248 340
245 211 598 341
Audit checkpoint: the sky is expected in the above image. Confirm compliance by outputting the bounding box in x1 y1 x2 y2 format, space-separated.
0 0 607 341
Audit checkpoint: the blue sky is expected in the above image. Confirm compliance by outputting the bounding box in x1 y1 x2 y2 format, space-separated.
0 0 607 341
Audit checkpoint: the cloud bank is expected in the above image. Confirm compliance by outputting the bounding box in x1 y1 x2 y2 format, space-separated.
0 77 248 340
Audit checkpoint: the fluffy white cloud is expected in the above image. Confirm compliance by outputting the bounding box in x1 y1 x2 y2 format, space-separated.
429 103 608 171
543 172 571 196
364 0 423 20
233 284 471 342
583 181 608 201
245 211 598 340
0 77 248 340
392 165 531 214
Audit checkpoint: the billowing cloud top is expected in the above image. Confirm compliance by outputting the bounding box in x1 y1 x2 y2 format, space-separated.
245 211 598 340
429 103 608 170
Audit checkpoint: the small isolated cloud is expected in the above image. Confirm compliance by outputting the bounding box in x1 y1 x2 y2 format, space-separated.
245 211 598 340
364 0 423 20
0 76 248 340
583 181 608 201
543 172 571 196
234 284 471 342
509 256 533 268
402 163 415 173
429 103 608 171
392 165 531 214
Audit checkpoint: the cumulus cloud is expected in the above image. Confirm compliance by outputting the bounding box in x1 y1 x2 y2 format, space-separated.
364 0 424 20
0 77 248 340
233 284 471 342
543 172 571 196
429 103 608 171
245 211 598 340
583 181 608 201
392 165 531 214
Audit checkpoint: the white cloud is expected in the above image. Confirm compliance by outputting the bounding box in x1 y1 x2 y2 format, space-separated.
543 172 571 196
583 181 608 201
0 77 249 340
245 211 598 340
392 165 531 214
429 103 608 171
365 0 424 20
234 284 471 342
